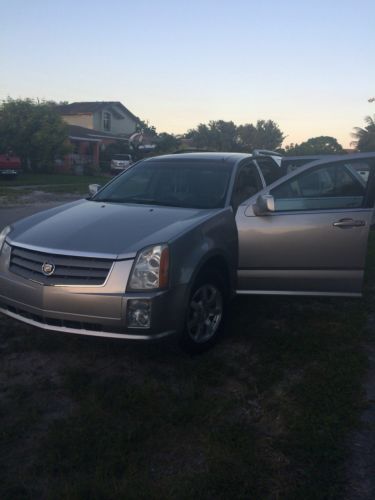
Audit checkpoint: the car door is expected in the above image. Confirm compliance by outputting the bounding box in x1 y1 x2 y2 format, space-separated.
236 156 375 296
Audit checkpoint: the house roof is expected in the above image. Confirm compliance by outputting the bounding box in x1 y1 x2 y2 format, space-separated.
67 125 130 142
58 101 140 123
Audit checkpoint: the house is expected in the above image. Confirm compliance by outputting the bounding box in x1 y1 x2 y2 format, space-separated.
57 101 141 171
58 101 140 136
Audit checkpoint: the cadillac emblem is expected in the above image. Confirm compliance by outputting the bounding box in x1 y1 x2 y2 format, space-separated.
42 262 55 276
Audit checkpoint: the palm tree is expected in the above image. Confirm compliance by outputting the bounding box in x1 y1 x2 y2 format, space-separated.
351 115 375 151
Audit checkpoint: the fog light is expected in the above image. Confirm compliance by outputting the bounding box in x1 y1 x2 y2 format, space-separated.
127 299 151 329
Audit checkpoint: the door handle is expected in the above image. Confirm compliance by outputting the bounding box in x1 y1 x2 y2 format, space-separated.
333 218 366 228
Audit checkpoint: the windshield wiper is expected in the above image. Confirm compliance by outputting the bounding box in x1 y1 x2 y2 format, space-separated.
92 198 115 202
120 198 187 207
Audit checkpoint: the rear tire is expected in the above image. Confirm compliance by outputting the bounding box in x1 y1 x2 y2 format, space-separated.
179 270 227 354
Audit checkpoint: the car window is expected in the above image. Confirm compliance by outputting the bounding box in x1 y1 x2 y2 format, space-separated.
94 160 233 209
281 158 319 173
231 162 262 208
271 160 371 211
255 157 285 185
351 161 371 183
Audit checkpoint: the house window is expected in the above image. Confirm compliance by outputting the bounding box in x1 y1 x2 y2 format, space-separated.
103 111 111 131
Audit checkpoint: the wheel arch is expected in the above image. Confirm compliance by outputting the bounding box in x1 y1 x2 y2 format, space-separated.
179 251 231 353
188 251 234 301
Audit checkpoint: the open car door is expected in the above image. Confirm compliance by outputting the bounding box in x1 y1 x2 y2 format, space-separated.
236 154 375 296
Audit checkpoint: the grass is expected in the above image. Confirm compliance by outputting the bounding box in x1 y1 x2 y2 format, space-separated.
0 173 110 201
0 236 374 499
0 173 110 187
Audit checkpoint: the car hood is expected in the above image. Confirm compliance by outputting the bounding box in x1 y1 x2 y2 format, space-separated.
10 199 218 258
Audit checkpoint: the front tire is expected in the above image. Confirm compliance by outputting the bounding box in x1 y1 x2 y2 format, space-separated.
179 271 226 354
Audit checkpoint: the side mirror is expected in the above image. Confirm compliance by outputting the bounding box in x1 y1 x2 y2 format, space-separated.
253 194 275 215
88 184 101 197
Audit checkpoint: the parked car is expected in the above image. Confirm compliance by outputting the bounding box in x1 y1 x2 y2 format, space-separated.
110 154 132 175
0 153 21 178
1 152 374 352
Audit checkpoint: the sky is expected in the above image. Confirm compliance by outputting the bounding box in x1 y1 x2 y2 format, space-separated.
1 0 374 147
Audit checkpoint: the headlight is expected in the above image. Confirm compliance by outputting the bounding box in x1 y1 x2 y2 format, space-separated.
0 226 11 253
128 244 169 290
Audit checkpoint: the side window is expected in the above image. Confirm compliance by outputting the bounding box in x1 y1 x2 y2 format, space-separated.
281 158 316 173
256 157 285 184
271 160 371 212
232 162 262 208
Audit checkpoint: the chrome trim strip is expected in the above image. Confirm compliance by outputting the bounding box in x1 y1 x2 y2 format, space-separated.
236 290 362 297
245 206 374 218
0 307 175 341
7 239 118 260
7 239 138 261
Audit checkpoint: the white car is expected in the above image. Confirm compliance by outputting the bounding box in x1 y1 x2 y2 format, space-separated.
110 154 132 174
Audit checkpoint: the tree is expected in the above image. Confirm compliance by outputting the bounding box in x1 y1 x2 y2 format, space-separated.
208 120 238 151
186 120 239 151
237 120 285 151
156 132 180 153
186 119 285 152
0 98 70 172
351 115 375 152
137 119 157 137
185 123 212 149
284 136 344 155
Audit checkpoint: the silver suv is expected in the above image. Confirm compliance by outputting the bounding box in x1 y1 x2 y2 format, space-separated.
1 152 374 352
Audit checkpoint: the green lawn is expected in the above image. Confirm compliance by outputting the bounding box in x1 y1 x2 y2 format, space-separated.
0 173 111 201
0 173 110 187
0 236 374 499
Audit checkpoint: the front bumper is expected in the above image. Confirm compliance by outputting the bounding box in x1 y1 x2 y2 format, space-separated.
0 245 186 341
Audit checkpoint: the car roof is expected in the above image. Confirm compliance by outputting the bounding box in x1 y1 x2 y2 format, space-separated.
142 151 375 171
144 152 252 165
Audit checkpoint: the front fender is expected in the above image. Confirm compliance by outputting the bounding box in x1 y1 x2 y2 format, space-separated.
169 207 238 297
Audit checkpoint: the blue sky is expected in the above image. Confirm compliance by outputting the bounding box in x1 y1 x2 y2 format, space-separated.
1 0 374 147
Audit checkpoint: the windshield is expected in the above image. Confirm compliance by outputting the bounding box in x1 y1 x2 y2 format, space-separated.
94 159 233 209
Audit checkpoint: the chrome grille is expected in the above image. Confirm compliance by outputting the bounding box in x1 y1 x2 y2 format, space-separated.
9 246 113 286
